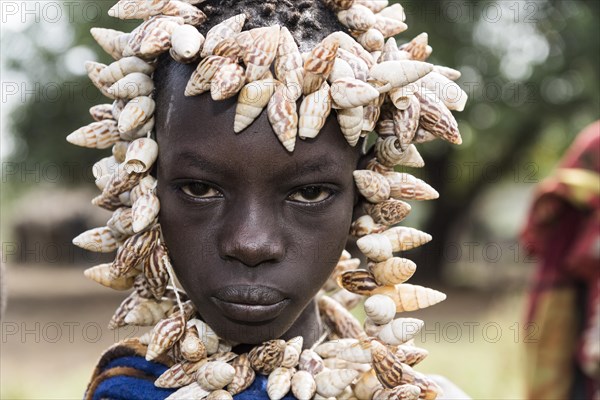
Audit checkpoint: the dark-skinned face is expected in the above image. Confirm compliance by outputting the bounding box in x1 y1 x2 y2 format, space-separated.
155 63 362 345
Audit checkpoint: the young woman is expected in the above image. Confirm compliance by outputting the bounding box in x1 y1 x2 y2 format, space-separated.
71 1 469 398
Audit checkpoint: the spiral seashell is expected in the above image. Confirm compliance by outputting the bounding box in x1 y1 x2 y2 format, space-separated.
108 292 140 330
165 382 210 400
373 283 446 313
392 95 420 149
147 313 186 361
382 227 432 252
337 106 363 146
267 85 298 152
336 340 372 364
315 369 358 397
303 36 339 95
373 384 421 400
170 24 204 63
362 92 384 132
234 78 279 133
323 357 371 374
369 257 417 286
84 263 138 290
298 81 332 139
318 295 364 339
131 192 160 234
143 242 169 299
202 14 246 58
400 32 430 61
350 214 386 238
99 57 154 87
377 318 424 345
375 137 424 168
376 118 395 137
298 349 325 376
90 28 130 60
281 344 300 369
291 370 316 400
112 98 127 119
377 3 406 21
93 167 144 210
90 103 114 121
117 97 154 136
67 119 120 149
369 340 403 388
196 361 235 391
120 116 155 142
274 27 304 90
124 298 173 326
395 345 429 367
222 353 255 395
210 62 245 101
123 137 158 174
433 65 461 81
338 269 380 295
160 0 207 25
179 325 207 362
354 0 387 13
267 367 293 400
356 28 384 52
330 78 379 109
111 225 159 277
185 55 231 96
363 293 396 325
93 156 118 189
418 88 460 144
73 226 118 253
356 233 393 262
364 198 411 226
353 170 391 203
369 60 432 91
379 38 410 62
187 319 220 355
366 159 393 174
213 37 241 63
328 57 355 83
107 72 154 99
112 140 129 162
155 361 197 389
330 31 374 68
336 48 369 81
243 25 279 83
330 289 363 310
353 369 383 400
417 71 468 112
248 339 286 375
385 172 439 201
374 15 407 39
337 5 376 32
412 127 437 144
124 16 183 59
108 0 161 19
315 338 358 358
130 175 158 204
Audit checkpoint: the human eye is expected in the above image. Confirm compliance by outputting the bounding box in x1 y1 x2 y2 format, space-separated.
287 185 336 204
178 181 222 200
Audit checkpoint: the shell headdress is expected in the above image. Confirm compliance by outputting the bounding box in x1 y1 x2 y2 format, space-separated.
70 0 469 398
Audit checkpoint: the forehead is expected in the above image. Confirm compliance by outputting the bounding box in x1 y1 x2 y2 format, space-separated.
154 61 361 177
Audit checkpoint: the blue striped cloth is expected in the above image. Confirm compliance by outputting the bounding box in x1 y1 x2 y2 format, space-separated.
90 354 297 400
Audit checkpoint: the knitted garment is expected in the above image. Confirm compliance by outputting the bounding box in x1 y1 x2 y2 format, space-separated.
85 338 297 400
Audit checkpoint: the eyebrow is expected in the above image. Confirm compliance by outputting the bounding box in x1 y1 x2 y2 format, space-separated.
175 151 343 180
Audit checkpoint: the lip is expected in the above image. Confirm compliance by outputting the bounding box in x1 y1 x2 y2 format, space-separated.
211 285 290 323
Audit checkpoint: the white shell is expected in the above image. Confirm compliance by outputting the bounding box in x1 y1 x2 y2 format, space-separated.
107 72 154 99
196 361 235 391
356 233 393 262
171 24 204 62
314 369 358 398
118 96 155 135
330 78 380 109
291 370 316 400
364 294 397 325
124 137 159 173
377 317 425 345
267 367 293 400
368 60 433 91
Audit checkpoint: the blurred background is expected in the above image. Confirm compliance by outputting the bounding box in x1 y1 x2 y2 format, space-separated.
1 0 598 398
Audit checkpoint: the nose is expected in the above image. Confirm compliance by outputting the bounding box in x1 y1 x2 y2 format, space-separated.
218 196 286 267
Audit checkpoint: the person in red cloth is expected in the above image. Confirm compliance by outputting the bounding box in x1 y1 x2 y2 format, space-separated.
521 121 600 400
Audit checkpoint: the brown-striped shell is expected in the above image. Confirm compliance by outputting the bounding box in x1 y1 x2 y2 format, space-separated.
73 226 118 253
243 25 280 83
227 354 255 395
350 214 386 238
400 32 430 61
84 263 138 290
337 269 380 295
375 137 424 168
353 170 391 203
298 349 325 376
111 225 159 277
317 295 364 339
393 95 421 149
415 90 462 144
298 81 332 139
370 340 404 388
331 77 380 109
234 78 279 133
384 172 439 201
67 120 120 149
337 5 376 32
202 14 246 58
303 36 339 95
210 62 246 100
185 55 231 96
364 198 412 226
267 85 298 152
248 339 286 375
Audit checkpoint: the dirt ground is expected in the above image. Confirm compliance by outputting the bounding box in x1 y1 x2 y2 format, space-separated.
0 264 527 399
